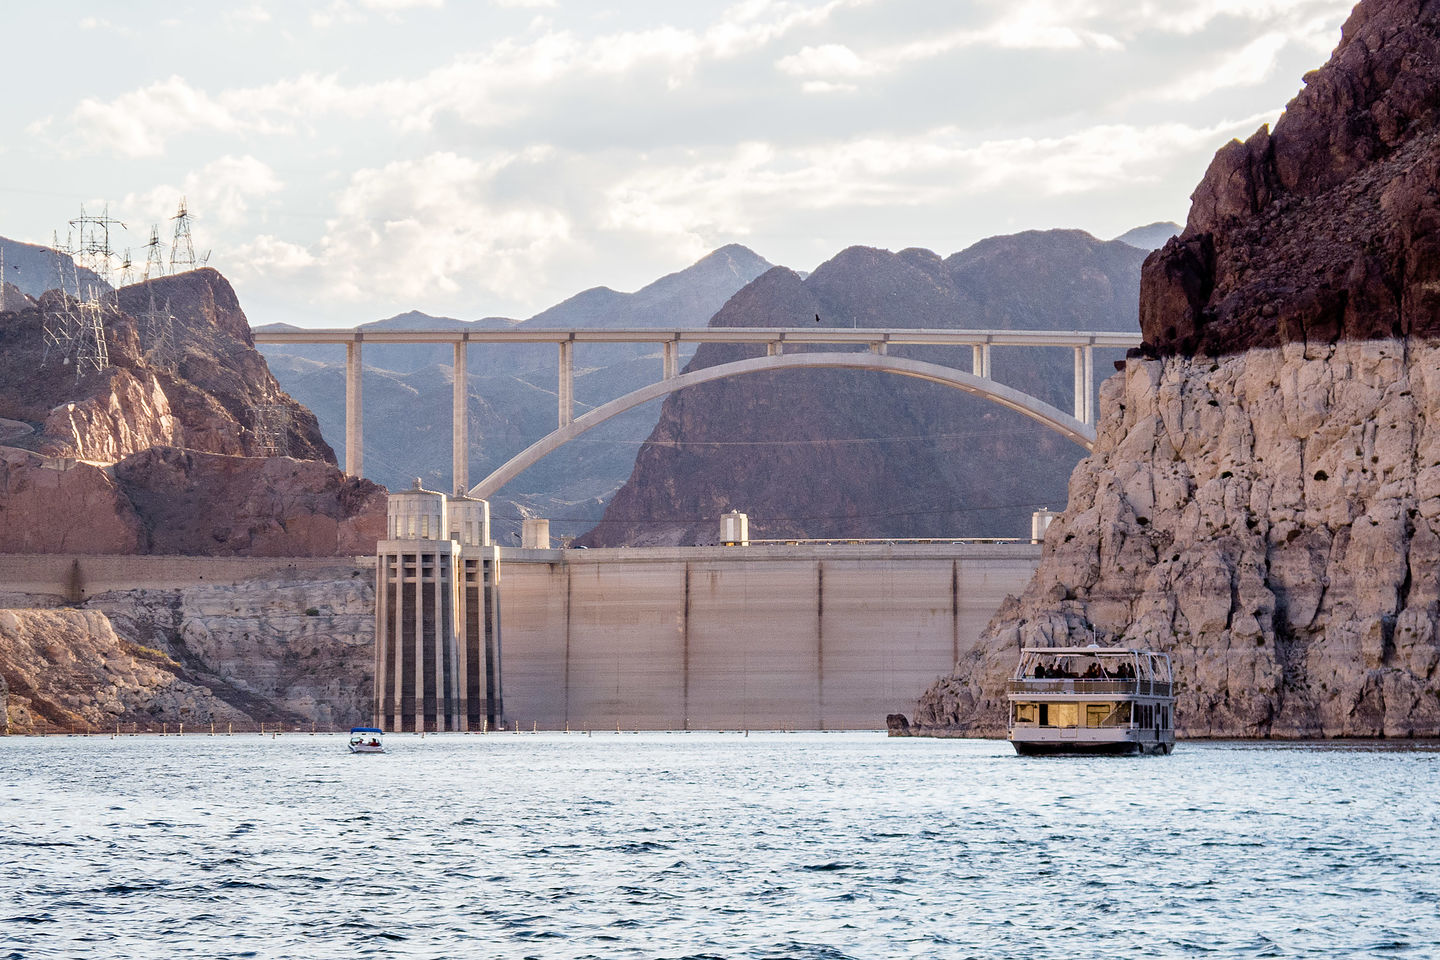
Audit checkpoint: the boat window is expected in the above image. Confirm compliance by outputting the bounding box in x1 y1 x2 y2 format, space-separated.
1114 702 1132 724
1049 703 1078 728
1014 703 1038 724
1085 704 1111 727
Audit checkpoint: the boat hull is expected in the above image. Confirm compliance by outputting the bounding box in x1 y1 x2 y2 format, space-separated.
348 744 385 754
1011 739 1173 757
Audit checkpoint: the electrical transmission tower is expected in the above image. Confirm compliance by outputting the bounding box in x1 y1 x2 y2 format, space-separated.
169 198 197 273
142 225 166 281
41 231 112 380
74 297 111 375
248 400 293 457
52 230 73 297
140 285 177 370
69 203 127 288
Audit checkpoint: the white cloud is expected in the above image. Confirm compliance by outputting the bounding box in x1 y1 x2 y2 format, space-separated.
123 155 283 245
224 4 272 26
61 2 863 156
225 151 572 306
775 2 1120 91
1148 32 1291 102
233 235 318 274
777 43 879 79
78 16 134 35
69 77 242 158
602 113 1276 252
1132 0 1348 35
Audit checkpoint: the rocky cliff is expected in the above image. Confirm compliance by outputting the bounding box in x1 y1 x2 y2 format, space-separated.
582 231 1145 546
913 0 1440 739
0 269 329 463
0 266 386 556
0 565 373 733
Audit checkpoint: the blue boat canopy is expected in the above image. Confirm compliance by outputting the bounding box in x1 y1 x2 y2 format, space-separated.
350 727 384 734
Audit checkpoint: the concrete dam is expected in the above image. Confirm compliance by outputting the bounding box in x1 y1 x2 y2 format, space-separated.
493 542 1040 731
375 485 1041 732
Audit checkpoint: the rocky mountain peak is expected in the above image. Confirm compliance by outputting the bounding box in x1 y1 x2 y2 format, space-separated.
1141 0 1440 357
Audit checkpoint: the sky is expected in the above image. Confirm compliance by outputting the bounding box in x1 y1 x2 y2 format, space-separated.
0 0 1357 328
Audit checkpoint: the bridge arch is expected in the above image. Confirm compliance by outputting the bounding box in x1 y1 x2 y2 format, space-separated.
467 352 1094 500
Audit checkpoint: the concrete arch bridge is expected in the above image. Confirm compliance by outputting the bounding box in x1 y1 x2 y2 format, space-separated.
251 326 1141 497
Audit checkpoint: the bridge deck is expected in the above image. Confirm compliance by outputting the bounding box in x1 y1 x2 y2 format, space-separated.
254 326 1141 348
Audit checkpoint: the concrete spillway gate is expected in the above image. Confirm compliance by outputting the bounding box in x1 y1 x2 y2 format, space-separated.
467 351 1097 501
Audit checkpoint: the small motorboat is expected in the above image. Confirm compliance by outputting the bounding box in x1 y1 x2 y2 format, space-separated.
348 727 385 753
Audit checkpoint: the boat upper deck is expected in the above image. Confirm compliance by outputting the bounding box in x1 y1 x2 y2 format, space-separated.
1007 645 1174 699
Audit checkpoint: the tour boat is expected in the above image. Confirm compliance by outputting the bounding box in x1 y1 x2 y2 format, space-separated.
348 727 385 754
1007 645 1175 755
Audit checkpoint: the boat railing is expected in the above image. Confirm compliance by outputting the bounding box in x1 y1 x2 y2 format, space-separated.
1006 679 1173 697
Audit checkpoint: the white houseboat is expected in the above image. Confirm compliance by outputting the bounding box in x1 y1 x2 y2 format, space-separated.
1007 645 1175 755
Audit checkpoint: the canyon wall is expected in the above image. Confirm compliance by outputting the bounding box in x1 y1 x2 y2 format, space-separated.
913 0 1440 739
916 341 1440 737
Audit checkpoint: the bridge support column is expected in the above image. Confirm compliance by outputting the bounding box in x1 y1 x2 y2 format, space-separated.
1083 345 1094 425
345 339 363 477
767 340 783 357
869 341 887 356
663 340 679 379
972 343 991 379
1073 347 1085 421
558 339 574 427
453 341 468 496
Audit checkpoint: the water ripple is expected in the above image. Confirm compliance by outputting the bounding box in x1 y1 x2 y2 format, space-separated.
2 733 1439 959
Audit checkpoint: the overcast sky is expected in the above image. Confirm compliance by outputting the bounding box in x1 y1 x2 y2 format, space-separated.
2 0 1355 327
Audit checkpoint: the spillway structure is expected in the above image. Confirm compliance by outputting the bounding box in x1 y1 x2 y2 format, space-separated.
374 481 503 732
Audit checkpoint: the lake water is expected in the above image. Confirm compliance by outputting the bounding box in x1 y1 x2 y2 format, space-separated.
2 732 1437 959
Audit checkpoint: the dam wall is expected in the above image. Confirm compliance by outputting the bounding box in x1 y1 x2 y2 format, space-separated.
494 543 1040 731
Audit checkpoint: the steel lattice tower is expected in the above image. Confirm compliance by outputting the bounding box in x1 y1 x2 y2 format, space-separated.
248 401 292 457
68 203 126 287
141 284 177 370
142 225 166 281
169 198 197 273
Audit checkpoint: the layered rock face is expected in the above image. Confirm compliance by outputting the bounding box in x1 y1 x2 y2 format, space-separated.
114 448 384 556
0 567 374 733
915 0 1440 738
0 608 251 734
918 341 1440 737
